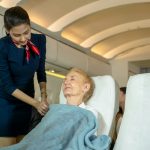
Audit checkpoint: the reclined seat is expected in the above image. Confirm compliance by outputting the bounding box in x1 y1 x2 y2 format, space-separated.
59 75 119 136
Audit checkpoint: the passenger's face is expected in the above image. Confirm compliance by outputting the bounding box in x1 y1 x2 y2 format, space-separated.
8 23 31 46
62 71 87 99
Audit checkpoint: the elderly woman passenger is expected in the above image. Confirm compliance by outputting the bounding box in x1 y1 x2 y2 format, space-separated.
62 68 98 120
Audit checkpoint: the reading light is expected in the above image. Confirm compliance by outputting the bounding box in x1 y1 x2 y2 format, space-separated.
45 71 65 79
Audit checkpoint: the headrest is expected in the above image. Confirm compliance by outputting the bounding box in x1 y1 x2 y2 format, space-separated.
59 75 119 136
114 73 150 150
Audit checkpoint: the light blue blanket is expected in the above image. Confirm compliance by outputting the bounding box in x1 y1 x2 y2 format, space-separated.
1 104 111 150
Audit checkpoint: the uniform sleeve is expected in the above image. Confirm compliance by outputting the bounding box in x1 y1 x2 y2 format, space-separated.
0 40 17 94
36 34 47 83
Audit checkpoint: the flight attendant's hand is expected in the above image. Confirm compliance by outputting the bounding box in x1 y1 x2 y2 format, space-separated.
35 100 49 116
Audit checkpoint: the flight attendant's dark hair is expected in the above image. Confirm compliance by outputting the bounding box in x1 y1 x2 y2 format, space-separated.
4 6 30 31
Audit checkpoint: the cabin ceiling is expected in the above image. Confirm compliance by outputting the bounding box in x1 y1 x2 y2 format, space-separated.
0 0 150 66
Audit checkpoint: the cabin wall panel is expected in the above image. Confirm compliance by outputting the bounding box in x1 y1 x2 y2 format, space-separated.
110 60 128 87
34 73 63 104
0 15 5 38
46 36 58 62
31 30 58 62
128 62 140 76
87 56 111 76
56 42 88 71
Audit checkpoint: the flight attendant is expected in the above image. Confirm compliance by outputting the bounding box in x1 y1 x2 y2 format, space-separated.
0 6 49 147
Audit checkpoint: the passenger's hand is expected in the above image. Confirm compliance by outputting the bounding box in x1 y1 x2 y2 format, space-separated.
35 100 49 116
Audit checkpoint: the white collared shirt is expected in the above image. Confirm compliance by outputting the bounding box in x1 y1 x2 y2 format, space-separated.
79 102 98 119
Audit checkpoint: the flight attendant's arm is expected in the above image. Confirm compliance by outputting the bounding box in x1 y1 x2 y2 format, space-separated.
39 81 48 103
12 89 48 116
36 34 49 104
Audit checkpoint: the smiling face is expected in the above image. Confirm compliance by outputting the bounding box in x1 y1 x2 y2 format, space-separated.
62 70 90 105
8 23 31 47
